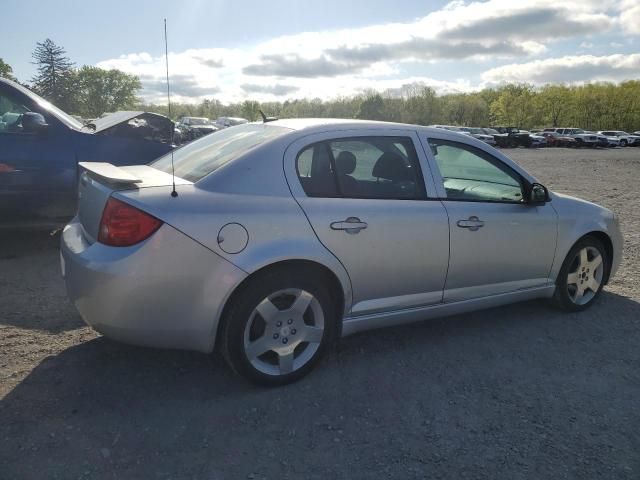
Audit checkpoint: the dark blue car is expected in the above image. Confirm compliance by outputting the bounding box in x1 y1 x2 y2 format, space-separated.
0 77 175 226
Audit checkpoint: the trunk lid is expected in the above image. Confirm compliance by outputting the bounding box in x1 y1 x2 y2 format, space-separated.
77 162 191 243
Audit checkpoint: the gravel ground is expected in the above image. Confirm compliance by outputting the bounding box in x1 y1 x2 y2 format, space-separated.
1 147 639 479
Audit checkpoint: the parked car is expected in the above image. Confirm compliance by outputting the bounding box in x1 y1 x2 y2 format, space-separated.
176 116 218 142
61 119 622 385
215 116 249 129
0 77 175 225
585 131 611 148
598 131 640 147
545 128 599 148
428 125 471 136
489 127 532 148
458 127 497 145
541 131 578 148
519 130 547 148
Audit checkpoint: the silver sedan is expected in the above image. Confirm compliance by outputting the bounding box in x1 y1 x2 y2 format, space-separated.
61 119 623 385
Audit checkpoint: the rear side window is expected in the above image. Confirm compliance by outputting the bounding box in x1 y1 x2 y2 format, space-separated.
152 124 289 182
296 136 425 200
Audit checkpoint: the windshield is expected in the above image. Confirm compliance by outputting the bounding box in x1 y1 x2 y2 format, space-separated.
483 128 499 134
152 123 290 182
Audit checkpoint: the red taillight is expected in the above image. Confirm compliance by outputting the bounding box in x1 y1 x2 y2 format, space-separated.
98 197 162 247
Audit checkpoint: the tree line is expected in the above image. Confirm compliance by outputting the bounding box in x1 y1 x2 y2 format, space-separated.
143 82 640 132
2 39 639 131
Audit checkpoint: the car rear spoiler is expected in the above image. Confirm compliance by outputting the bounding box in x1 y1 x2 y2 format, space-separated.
78 162 142 185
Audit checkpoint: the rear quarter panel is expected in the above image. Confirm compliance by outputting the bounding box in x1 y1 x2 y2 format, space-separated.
116 138 354 314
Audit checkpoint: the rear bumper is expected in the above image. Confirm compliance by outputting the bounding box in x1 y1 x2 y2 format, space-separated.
61 217 247 353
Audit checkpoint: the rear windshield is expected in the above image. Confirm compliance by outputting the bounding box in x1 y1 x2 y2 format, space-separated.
152 123 290 182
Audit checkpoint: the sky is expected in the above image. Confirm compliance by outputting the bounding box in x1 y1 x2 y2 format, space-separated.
3 0 640 104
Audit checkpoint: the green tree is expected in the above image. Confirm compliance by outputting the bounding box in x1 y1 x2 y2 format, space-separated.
535 85 570 127
241 100 261 121
0 58 17 81
31 39 75 111
490 84 535 127
74 66 141 117
357 93 385 120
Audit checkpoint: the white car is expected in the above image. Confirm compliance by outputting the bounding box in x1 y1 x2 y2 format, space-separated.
458 127 497 146
429 125 473 136
598 131 640 147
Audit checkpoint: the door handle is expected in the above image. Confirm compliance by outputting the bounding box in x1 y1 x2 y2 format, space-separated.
456 216 484 231
330 216 368 234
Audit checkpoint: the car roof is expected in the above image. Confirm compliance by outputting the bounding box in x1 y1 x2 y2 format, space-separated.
265 118 447 136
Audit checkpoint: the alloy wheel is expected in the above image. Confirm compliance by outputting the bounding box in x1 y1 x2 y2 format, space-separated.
566 246 604 306
243 288 325 376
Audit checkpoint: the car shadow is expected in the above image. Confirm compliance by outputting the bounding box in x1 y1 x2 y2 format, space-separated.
0 230 85 333
2 291 640 478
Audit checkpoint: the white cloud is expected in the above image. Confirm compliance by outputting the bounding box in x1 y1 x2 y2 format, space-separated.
618 0 640 35
95 0 625 104
481 54 640 85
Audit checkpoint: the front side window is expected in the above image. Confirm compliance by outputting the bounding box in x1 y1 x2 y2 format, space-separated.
296 136 425 200
429 139 524 203
0 92 30 134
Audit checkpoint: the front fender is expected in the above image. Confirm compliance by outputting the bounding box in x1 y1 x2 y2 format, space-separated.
550 192 623 282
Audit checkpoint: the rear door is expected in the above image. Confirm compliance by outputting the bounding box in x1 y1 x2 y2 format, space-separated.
285 129 450 316
422 136 557 302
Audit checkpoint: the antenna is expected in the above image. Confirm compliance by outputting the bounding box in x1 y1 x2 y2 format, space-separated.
259 109 278 123
164 18 178 198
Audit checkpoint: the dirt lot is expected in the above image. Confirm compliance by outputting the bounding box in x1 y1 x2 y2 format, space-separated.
1 147 639 479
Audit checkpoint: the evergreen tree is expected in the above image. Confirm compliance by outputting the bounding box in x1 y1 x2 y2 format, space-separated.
31 39 75 110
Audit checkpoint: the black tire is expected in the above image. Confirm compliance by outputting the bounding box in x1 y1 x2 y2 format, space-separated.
552 236 609 312
220 267 338 386
620 139 627 147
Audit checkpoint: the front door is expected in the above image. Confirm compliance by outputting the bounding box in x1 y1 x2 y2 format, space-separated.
0 86 76 221
424 137 557 302
285 130 450 316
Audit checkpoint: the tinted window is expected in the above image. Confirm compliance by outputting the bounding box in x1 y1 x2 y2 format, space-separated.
296 143 338 197
429 140 523 203
152 123 289 182
296 136 425 200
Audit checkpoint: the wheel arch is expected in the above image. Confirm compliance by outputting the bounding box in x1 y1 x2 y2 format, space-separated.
584 231 614 284
214 259 348 351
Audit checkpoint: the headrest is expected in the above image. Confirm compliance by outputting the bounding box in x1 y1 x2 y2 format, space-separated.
372 152 412 181
335 151 356 175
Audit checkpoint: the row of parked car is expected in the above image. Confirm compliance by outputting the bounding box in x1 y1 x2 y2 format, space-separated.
174 116 248 143
431 124 640 148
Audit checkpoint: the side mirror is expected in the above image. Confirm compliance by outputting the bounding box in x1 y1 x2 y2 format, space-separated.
528 183 550 204
21 112 48 133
